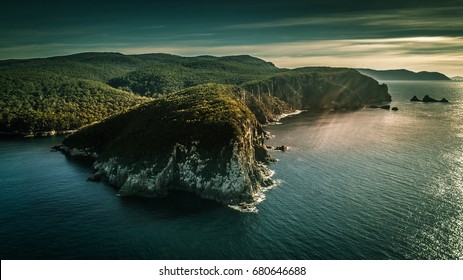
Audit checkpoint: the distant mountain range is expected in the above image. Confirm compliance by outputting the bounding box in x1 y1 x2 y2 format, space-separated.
357 68 450 81
451 76 463 81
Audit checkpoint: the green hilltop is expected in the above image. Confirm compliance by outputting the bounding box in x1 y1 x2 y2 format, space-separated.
62 83 258 161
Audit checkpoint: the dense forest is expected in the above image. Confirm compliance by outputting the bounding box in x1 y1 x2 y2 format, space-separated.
0 52 390 135
0 69 149 135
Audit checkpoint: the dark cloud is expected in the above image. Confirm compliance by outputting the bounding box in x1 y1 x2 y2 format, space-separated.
1 0 462 75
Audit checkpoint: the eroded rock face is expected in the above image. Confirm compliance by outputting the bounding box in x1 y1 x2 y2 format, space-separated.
58 84 274 205
85 126 274 204
243 69 391 114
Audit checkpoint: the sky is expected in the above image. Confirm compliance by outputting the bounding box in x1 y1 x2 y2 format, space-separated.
1 0 462 76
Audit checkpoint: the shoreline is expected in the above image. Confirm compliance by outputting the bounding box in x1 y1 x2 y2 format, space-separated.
274 109 305 122
0 129 77 138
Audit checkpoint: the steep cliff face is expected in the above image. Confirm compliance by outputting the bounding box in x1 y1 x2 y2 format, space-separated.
58 83 274 205
242 68 390 120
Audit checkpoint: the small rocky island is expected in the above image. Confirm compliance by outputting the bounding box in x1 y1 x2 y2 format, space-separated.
57 84 274 205
410 95 449 102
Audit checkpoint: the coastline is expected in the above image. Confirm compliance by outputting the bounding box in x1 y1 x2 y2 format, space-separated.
274 109 305 121
0 129 77 138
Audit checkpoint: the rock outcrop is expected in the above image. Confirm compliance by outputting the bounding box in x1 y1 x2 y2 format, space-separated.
411 95 449 103
58 84 274 205
423 95 439 102
380 105 391 110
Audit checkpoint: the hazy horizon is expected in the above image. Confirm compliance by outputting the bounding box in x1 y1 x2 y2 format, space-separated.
1 0 462 76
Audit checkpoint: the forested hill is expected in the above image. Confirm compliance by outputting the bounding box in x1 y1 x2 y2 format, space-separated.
1 52 390 135
357 68 450 81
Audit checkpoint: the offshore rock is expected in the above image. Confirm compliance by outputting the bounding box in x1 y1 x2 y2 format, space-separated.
423 95 438 102
59 84 274 205
422 95 449 103
410 96 421 102
380 105 391 110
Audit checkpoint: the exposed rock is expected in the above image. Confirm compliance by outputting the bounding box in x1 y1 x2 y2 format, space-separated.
423 95 438 102
391 107 399 111
410 96 421 102
255 145 276 163
422 95 449 103
243 68 391 115
411 95 449 103
265 145 287 151
59 84 274 205
264 131 273 140
380 105 391 110
368 105 380 108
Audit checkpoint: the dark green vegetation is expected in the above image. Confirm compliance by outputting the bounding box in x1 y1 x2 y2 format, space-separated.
60 84 272 203
357 68 450 81
62 83 256 160
1 52 391 135
0 71 149 135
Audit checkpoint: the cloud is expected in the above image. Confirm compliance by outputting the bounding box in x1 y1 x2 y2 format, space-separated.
115 36 463 76
224 6 463 34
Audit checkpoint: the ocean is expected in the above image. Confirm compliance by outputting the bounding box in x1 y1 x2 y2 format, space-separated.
1 81 462 259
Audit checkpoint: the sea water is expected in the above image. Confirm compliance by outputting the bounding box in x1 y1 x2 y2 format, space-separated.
0 81 462 259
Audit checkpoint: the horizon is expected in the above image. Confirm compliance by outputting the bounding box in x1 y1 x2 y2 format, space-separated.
0 51 458 77
1 0 462 76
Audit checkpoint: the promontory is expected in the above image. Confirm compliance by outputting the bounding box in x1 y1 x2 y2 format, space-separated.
2 53 392 205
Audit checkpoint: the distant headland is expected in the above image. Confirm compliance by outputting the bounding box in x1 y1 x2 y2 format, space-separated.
357 68 450 81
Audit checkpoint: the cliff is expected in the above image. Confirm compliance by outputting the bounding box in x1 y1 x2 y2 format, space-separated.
242 68 390 121
58 84 274 205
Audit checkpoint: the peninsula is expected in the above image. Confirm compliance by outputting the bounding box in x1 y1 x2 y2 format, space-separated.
2 52 392 205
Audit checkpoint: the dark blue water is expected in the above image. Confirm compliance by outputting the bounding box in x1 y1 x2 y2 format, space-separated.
1 81 462 259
